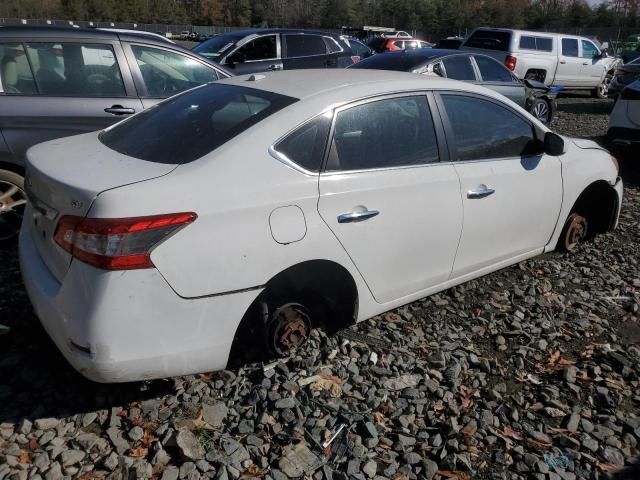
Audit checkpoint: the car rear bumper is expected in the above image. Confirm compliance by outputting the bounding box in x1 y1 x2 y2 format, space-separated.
19 220 261 383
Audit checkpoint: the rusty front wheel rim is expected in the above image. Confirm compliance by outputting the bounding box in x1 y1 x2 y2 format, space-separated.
564 213 587 252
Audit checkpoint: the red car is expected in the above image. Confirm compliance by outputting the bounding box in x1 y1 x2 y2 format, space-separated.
369 37 434 53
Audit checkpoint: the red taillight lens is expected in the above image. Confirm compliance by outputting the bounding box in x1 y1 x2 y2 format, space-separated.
505 55 517 71
54 212 197 270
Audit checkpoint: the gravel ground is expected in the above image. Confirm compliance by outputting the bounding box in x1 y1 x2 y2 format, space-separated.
0 95 639 480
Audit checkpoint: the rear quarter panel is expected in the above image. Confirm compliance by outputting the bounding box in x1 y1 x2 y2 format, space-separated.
88 101 376 316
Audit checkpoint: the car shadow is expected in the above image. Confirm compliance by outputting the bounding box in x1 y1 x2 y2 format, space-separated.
0 245 172 423
558 99 615 115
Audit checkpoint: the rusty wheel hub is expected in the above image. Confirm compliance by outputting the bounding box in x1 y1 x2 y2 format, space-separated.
267 303 311 356
564 213 588 252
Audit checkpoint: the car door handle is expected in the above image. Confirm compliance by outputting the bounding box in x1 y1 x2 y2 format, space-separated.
104 105 136 115
467 185 495 199
560 60 567 64
337 208 379 223
582 62 590 65
268 64 282 71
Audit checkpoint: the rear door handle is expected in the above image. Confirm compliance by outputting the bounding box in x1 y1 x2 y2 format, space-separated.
268 64 282 71
559 60 567 64
582 62 590 65
104 105 136 115
338 208 379 223
467 184 495 199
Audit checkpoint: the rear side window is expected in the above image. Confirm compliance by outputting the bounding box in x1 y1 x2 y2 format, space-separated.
443 56 476 81
0 43 37 94
562 39 579 57
274 114 332 172
519 36 553 52
326 96 439 171
285 35 328 57
442 95 537 161
23 42 125 97
99 84 297 164
464 30 512 51
474 55 513 82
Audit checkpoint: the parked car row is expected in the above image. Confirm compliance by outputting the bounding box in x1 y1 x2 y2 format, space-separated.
1 25 627 383
608 80 640 148
350 49 557 124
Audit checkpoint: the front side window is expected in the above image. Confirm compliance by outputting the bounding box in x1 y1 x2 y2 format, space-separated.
0 43 37 94
285 35 327 57
326 96 439 171
233 35 277 62
562 38 579 57
132 45 218 97
442 94 537 161
274 114 332 172
443 56 476 81
581 40 599 59
474 55 513 82
24 42 125 96
99 84 297 164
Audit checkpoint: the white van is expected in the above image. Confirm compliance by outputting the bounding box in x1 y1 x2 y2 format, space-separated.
461 27 620 98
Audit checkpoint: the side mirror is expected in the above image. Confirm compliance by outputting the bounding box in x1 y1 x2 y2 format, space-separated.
544 132 565 156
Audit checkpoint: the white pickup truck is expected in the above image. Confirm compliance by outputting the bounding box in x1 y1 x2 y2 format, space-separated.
461 27 621 98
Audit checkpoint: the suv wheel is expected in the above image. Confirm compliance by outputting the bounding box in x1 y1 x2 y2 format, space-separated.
0 169 26 243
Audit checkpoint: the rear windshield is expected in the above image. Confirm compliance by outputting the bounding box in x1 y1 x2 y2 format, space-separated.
99 83 297 164
350 51 439 71
464 30 512 51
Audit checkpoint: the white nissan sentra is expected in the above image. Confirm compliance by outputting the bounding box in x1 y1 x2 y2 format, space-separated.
20 70 622 382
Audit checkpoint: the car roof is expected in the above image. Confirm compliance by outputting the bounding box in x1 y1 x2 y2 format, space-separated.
216 69 499 101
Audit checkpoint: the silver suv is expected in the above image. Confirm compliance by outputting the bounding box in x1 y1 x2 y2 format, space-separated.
0 26 230 241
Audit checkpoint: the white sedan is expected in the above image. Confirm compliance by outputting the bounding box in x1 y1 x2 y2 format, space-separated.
20 70 623 382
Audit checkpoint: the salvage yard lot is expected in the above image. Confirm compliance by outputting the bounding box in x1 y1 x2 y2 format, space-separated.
0 95 639 479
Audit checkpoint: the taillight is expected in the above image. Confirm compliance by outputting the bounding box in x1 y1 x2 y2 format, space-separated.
54 212 197 270
505 55 517 71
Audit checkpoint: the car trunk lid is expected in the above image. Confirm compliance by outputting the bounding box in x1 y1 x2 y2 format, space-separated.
25 132 177 282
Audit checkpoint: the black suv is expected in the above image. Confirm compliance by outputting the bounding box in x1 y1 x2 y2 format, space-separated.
0 26 229 240
193 29 356 74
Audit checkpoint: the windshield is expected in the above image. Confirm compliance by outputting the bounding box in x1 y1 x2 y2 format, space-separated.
99 84 297 164
193 33 246 60
350 51 439 71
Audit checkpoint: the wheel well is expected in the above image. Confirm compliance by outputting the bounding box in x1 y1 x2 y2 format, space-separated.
259 260 359 330
228 260 359 366
569 180 619 236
